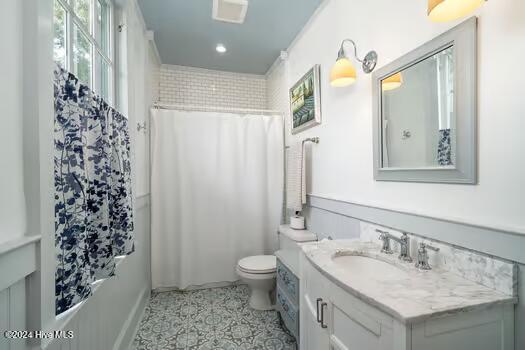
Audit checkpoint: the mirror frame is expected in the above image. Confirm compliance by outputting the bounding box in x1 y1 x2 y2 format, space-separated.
372 17 477 184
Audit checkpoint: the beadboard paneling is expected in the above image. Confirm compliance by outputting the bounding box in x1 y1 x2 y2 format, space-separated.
0 237 39 292
0 236 39 350
0 279 27 350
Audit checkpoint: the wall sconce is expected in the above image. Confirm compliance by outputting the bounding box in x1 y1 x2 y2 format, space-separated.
382 72 403 91
330 39 378 87
428 0 486 22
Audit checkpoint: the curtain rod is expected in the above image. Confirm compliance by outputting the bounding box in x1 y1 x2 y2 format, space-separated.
152 102 282 115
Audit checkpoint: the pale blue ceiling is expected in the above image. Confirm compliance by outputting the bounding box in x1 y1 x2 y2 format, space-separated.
137 0 324 74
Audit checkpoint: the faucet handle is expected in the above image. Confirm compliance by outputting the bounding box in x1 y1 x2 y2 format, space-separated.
398 233 412 262
421 242 440 252
376 229 389 239
376 229 393 254
415 242 440 270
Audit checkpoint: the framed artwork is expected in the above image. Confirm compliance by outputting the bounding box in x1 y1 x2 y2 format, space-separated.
289 64 322 134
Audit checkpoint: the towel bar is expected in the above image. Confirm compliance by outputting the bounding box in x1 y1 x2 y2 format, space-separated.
302 137 320 145
285 137 320 148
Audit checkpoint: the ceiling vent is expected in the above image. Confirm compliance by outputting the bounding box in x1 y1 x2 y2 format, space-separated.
212 0 248 24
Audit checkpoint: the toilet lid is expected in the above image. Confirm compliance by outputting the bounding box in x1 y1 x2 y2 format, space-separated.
238 255 276 274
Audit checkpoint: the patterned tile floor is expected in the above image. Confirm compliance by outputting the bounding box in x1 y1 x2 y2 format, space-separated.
133 285 297 350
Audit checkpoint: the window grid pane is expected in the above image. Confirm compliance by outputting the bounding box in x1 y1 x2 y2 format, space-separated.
72 0 91 32
95 53 110 100
73 24 92 86
95 0 110 56
54 0 113 102
53 0 67 67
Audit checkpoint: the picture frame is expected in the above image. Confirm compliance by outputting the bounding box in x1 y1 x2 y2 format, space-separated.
289 64 322 134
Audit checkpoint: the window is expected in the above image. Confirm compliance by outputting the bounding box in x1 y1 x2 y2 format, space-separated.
53 0 114 102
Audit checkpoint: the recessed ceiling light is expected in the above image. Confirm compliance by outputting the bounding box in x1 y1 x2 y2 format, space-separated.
216 44 227 53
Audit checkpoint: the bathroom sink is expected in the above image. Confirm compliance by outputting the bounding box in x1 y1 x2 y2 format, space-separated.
332 254 409 280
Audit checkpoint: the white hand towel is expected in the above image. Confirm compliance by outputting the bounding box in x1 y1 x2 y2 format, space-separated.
286 142 306 212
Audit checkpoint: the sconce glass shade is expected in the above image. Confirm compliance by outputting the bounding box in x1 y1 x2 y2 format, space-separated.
330 58 356 87
428 0 484 22
382 72 403 91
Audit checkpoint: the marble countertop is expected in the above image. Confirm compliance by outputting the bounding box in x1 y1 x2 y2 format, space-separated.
302 239 517 324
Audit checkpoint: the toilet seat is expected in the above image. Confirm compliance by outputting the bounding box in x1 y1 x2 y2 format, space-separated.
237 255 276 274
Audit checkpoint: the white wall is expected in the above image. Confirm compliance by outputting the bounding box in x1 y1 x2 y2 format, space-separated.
0 2 52 346
279 0 525 233
0 0 27 244
160 64 267 110
135 44 160 196
127 3 161 197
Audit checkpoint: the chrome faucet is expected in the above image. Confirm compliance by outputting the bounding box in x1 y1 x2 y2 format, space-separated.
415 242 440 270
392 233 413 262
376 229 393 254
377 230 412 262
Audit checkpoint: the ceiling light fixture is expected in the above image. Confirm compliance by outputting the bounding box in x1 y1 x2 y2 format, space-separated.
216 44 227 54
330 39 378 87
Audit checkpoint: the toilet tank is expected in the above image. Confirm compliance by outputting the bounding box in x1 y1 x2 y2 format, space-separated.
276 225 317 277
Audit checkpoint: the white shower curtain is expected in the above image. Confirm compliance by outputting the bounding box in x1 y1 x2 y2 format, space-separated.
150 109 284 289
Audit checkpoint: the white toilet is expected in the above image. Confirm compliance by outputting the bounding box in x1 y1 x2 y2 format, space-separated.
236 255 276 310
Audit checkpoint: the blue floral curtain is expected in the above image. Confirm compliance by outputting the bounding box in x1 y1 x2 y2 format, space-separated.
54 65 134 315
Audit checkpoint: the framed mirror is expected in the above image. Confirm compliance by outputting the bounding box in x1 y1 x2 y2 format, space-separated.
372 17 477 184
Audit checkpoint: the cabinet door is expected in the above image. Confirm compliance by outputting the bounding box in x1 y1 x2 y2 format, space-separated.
411 304 514 350
329 282 394 350
302 293 331 350
300 255 330 350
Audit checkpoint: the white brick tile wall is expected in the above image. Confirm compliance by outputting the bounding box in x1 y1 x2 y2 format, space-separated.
266 60 289 117
266 60 291 136
159 64 267 109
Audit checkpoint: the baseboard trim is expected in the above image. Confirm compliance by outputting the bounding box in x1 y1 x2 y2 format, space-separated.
113 286 150 350
154 280 244 293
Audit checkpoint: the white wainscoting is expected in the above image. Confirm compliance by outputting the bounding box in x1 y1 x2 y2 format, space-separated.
0 236 40 350
0 279 26 350
46 195 150 350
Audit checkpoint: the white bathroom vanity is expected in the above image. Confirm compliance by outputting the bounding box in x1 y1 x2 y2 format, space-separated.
299 239 517 350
